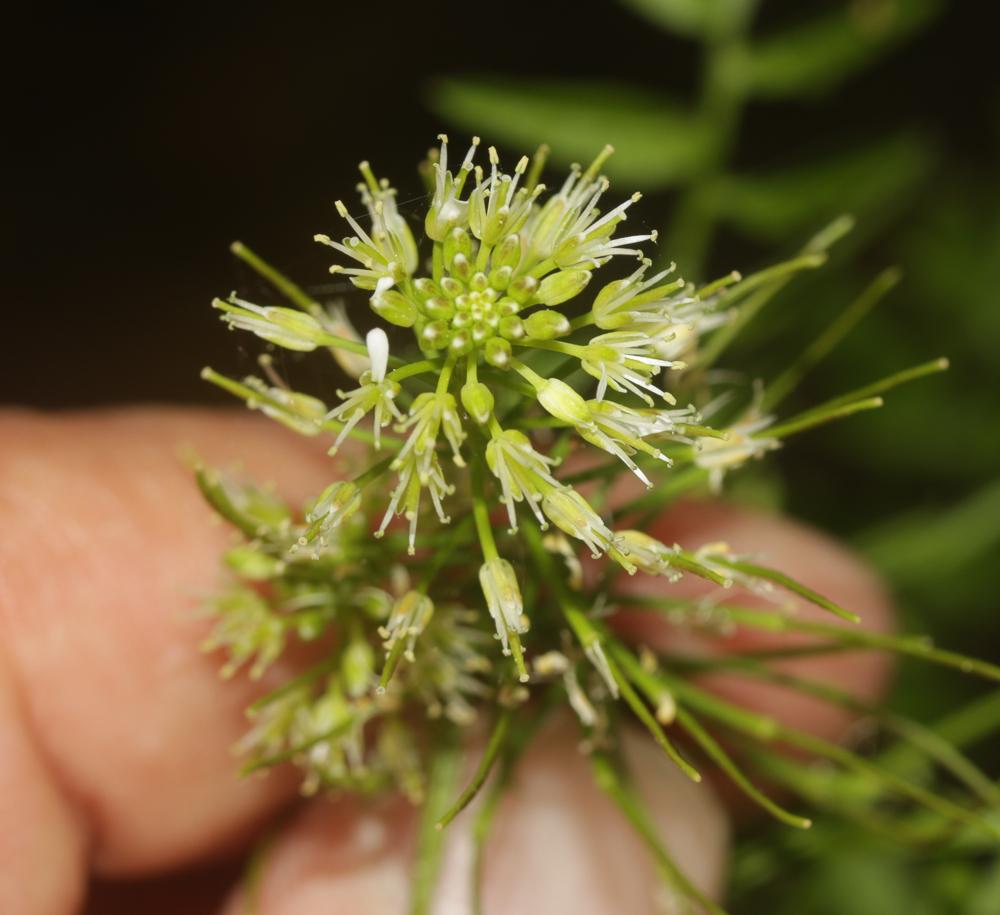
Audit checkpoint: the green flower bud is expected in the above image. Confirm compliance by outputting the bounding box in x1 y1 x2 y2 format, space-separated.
471 321 492 344
537 378 591 426
485 336 512 368
537 269 591 307
494 233 522 270
461 380 495 425
421 320 451 349
413 277 439 303
443 226 473 266
450 252 472 281
497 297 521 316
488 264 513 290
450 330 473 354
508 274 539 305
499 315 525 340
469 271 489 293
524 309 571 340
440 276 464 299
371 289 417 327
424 296 455 320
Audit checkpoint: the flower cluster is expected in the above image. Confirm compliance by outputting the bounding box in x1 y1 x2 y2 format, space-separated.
209 137 779 678
198 135 987 915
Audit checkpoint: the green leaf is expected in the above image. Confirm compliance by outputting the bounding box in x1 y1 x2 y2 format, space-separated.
716 133 934 241
427 78 710 188
746 0 944 98
617 0 755 39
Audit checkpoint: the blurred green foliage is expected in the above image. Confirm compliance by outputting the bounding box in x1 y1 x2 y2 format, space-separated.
429 0 999 910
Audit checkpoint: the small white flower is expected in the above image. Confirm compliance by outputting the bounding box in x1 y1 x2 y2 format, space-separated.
214 296 329 351
694 414 781 492
541 486 618 558
379 591 434 661
616 530 683 580
592 259 689 330
324 329 404 453
486 429 561 532
478 558 529 657
304 481 362 545
425 134 480 241
582 331 682 404
469 147 541 245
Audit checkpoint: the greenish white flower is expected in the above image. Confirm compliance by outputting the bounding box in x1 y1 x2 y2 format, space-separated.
695 414 780 492
469 147 540 245
616 530 684 581
324 329 404 452
478 557 529 663
592 259 689 331
425 134 479 241
304 481 362 545
214 295 330 351
486 429 560 532
379 591 435 661
582 331 681 403
541 486 618 558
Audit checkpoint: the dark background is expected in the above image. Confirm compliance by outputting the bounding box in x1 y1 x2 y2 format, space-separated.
3 1 995 405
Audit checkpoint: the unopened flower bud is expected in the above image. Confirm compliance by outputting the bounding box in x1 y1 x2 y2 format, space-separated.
524 309 571 340
488 264 513 290
485 336 512 368
461 381 495 425
443 226 473 267
493 233 522 269
499 315 525 340
371 289 417 327
536 379 591 426
508 274 539 305
537 269 591 307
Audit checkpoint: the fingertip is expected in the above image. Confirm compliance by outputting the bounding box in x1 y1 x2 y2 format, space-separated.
221 718 730 915
0 408 344 874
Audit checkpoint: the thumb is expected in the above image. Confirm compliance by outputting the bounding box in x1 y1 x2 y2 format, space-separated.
221 717 729 915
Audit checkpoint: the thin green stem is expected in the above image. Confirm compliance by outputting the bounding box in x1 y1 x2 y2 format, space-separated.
410 727 462 915
808 357 949 415
762 267 901 411
436 711 511 829
230 241 323 317
388 359 440 383
765 396 883 440
591 753 729 915
436 354 457 394
514 338 585 358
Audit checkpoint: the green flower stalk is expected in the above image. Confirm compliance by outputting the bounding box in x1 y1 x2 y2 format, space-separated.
199 135 996 914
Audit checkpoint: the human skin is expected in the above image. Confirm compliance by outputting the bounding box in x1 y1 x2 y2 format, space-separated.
0 409 894 915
